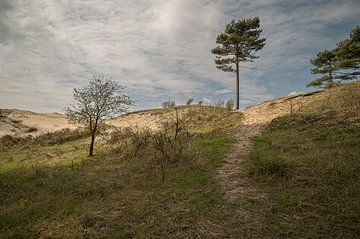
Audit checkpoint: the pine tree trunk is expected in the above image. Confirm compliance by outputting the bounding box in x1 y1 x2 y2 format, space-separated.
89 134 95 156
236 61 240 110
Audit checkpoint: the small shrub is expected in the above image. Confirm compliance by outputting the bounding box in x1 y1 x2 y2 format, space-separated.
0 128 88 150
226 99 234 111
186 98 194 105
0 135 31 150
108 127 153 159
34 128 89 145
109 109 198 182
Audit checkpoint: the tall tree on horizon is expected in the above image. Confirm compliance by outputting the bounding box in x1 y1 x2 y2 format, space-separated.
211 16 266 109
308 49 339 88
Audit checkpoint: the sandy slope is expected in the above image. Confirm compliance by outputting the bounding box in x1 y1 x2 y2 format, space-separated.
0 109 75 137
2 82 358 139
0 107 183 137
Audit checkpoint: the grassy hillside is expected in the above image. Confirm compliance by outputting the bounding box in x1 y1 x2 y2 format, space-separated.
246 83 360 238
0 106 241 238
1 83 360 238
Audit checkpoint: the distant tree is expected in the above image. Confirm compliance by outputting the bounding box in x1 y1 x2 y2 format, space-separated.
198 100 203 106
308 49 339 88
162 100 175 109
186 98 194 105
212 17 266 109
216 99 225 107
65 76 133 156
335 25 360 80
162 101 169 109
226 99 235 111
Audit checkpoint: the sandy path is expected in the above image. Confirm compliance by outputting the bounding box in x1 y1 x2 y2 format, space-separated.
217 98 298 201
218 123 264 201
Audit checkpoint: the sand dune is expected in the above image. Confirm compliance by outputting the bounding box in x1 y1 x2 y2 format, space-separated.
0 109 75 137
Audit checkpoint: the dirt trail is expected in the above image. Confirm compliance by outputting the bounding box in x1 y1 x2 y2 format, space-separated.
218 123 264 201
216 90 325 201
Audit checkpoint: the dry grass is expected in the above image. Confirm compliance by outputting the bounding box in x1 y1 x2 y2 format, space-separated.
0 107 239 238
245 82 360 238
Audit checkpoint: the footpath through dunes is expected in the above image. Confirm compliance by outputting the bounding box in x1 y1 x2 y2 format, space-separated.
218 81 360 202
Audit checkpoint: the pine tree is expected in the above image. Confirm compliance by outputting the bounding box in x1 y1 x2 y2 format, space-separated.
211 17 266 109
309 26 360 88
335 25 360 80
308 49 338 88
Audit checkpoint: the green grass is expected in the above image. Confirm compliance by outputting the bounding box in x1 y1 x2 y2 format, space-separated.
247 113 360 238
0 130 235 238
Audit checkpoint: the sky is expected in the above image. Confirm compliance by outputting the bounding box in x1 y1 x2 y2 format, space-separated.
0 0 359 113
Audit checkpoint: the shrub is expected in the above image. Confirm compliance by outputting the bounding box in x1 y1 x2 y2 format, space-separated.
186 98 194 105
34 128 89 145
0 135 31 150
226 99 234 110
162 100 176 109
108 127 153 159
108 109 197 182
0 128 88 150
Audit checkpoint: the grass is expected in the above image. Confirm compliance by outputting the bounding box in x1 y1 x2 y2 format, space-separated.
0 126 235 238
3 83 359 238
187 106 243 135
246 112 360 238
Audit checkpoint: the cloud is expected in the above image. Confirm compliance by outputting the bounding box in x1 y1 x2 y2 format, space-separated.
0 0 359 112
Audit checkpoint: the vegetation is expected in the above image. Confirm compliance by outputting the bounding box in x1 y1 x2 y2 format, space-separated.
309 25 360 88
0 128 88 151
211 16 266 109
162 100 176 109
246 83 360 237
65 76 133 156
336 25 360 78
309 49 338 88
0 105 240 238
225 99 234 110
186 98 193 105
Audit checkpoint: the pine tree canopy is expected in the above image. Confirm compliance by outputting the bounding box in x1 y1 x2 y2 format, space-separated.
211 17 266 72
335 25 360 80
308 49 338 87
309 25 360 88
336 26 360 68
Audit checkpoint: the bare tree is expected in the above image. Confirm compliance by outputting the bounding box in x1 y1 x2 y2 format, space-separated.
65 76 133 156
